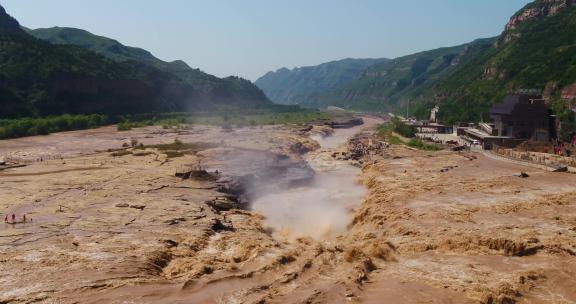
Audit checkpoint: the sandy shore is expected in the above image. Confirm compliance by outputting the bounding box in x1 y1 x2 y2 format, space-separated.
1 120 575 304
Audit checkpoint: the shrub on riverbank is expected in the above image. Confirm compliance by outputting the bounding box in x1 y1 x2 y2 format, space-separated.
391 117 416 138
378 117 442 150
406 138 442 151
0 114 109 139
385 135 442 151
377 117 416 138
0 107 343 139
387 135 404 145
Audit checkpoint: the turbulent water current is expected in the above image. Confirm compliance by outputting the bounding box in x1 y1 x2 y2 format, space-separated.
251 124 368 240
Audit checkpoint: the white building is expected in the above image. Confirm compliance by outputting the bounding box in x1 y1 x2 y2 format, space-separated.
430 105 440 122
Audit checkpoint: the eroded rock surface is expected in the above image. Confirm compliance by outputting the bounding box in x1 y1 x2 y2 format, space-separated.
1 121 575 304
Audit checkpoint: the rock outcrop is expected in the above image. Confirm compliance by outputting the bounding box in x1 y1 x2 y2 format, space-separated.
505 0 576 32
561 82 576 101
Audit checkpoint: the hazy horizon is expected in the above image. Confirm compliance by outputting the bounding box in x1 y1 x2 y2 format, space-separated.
2 0 531 81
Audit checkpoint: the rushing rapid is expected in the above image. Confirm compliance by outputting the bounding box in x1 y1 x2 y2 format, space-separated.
251 121 377 240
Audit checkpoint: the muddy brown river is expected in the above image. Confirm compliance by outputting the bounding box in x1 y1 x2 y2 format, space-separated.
2 116 576 304
252 120 380 240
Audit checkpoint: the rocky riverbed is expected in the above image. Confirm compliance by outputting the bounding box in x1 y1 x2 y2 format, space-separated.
0 119 375 303
1 118 575 304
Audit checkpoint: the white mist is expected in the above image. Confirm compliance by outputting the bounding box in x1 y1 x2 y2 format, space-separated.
251 125 368 241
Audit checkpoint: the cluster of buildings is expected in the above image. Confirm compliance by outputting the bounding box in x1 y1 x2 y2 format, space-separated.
409 94 565 151
458 95 556 150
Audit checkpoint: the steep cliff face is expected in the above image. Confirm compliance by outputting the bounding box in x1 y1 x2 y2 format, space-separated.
502 0 576 43
255 58 387 105
505 0 576 31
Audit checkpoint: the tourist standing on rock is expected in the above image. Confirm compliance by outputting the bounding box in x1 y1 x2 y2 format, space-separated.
23 214 26 222
11 214 15 223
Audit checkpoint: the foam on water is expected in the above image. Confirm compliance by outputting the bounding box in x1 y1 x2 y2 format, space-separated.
252 124 369 240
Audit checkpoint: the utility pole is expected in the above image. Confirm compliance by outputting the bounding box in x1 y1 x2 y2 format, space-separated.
406 99 410 119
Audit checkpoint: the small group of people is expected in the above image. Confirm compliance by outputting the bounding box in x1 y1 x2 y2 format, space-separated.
3 213 31 224
553 142 573 157
552 135 576 157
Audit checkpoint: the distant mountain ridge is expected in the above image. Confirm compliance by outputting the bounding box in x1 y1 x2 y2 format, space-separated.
28 27 162 64
435 0 576 127
255 58 387 105
1 9 158 117
28 27 219 88
27 26 269 107
0 6 270 119
254 0 576 138
255 39 497 112
305 38 497 112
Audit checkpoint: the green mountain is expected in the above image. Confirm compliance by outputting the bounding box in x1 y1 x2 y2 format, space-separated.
317 0 576 136
28 27 224 89
254 58 387 105
0 6 269 119
256 0 576 139
28 27 162 64
305 38 496 112
435 0 576 127
0 5 18 30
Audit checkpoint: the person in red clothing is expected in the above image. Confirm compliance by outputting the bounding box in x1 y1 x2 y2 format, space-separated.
11 214 15 223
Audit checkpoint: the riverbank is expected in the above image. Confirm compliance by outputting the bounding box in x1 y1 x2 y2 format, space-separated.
0 118 379 303
1 117 575 303
0 107 345 140
351 145 576 303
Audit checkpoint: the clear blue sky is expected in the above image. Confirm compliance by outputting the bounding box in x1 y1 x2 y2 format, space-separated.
2 0 531 81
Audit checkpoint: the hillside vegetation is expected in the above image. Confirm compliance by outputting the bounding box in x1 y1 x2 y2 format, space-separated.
27 27 262 95
436 0 576 126
0 5 270 119
255 58 387 105
307 38 496 113
255 0 576 138
0 106 334 139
